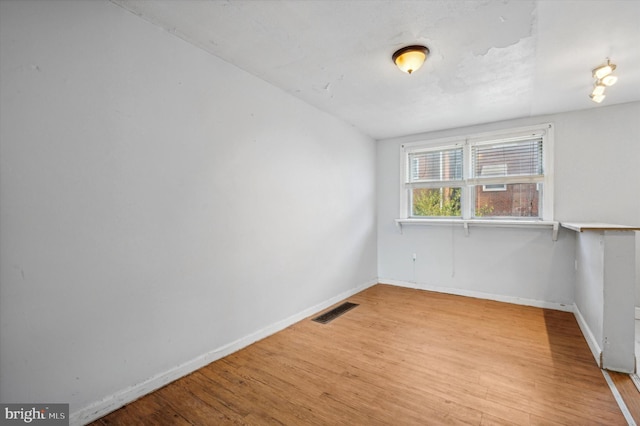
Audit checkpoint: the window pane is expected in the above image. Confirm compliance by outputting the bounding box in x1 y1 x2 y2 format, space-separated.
472 138 543 178
409 148 463 183
474 183 541 217
411 187 461 217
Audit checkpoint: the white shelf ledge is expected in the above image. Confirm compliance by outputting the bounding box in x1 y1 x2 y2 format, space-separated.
395 218 560 240
561 222 640 232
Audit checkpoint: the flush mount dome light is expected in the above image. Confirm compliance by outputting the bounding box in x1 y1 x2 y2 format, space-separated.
393 45 429 74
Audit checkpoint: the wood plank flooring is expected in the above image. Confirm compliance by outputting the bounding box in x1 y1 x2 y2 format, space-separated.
92 284 629 425
609 371 640 423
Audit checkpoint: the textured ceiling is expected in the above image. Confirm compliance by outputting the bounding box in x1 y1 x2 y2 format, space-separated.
112 0 640 140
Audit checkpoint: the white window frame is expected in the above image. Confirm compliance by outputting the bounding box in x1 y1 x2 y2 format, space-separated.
399 124 554 222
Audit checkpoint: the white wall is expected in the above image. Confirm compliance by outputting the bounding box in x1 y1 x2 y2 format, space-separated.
573 228 637 373
553 104 640 309
0 0 377 421
575 232 605 346
551 104 640 312
377 102 640 307
601 231 636 371
552 103 640 224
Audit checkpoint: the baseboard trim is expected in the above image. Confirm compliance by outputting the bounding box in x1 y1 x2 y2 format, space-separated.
70 279 377 426
601 370 636 426
630 373 640 392
378 278 573 312
573 303 603 368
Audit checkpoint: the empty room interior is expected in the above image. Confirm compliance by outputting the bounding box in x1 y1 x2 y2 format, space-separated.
2 0 640 424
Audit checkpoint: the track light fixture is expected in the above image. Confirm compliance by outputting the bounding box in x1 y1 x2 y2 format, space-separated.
590 59 618 103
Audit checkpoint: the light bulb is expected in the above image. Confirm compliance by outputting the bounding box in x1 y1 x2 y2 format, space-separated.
600 75 618 86
591 84 606 96
592 60 616 80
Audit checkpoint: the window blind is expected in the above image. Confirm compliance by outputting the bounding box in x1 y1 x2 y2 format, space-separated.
408 147 463 184
472 138 543 179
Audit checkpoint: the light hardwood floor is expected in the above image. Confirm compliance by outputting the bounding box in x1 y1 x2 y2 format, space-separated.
609 371 640 422
92 284 630 425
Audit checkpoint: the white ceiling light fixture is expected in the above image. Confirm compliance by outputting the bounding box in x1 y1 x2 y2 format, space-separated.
392 45 429 74
590 59 618 103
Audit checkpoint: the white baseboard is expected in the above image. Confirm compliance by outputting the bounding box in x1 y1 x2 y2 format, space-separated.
630 373 640 391
378 278 573 312
70 279 377 426
573 303 603 368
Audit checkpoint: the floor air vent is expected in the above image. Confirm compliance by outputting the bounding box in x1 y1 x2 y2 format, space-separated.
312 302 358 324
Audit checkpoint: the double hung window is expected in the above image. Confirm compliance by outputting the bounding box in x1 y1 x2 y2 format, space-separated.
401 124 553 221
407 146 464 217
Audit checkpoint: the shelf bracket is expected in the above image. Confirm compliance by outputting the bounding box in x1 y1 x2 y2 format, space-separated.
395 220 403 234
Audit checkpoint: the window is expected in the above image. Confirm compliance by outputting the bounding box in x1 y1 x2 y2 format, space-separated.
400 124 553 221
407 146 463 217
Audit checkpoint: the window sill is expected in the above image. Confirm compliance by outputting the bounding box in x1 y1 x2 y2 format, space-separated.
394 218 560 241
